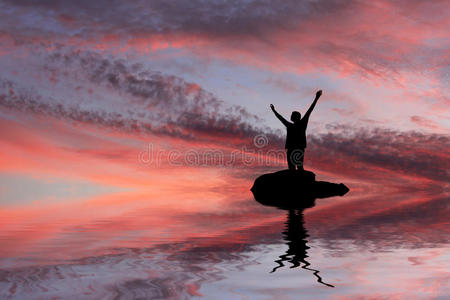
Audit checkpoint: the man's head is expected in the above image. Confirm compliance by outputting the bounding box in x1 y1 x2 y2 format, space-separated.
291 111 301 122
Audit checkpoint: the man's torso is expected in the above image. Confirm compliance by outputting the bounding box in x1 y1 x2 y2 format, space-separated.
285 119 307 149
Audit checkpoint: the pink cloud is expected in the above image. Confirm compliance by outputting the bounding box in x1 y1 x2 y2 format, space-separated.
410 115 440 129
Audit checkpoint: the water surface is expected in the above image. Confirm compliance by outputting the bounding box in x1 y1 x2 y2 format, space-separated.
1 172 448 299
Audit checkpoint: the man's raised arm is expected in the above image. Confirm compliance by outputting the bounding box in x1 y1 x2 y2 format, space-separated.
270 104 290 127
302 90 322 121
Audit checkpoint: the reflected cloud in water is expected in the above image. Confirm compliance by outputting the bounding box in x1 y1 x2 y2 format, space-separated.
0 171 448 299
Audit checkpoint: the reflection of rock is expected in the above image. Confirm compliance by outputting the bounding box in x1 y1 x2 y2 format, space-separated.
251 169 349 209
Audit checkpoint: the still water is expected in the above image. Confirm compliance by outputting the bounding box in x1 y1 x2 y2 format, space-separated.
0 173 448 299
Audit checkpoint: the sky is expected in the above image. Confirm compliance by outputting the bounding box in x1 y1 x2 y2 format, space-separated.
0 0 449 212
0 1 449 298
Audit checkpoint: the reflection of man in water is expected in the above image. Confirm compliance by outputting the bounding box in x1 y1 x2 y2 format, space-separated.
271 210 309 273
271 209 334 288
270 90 322 171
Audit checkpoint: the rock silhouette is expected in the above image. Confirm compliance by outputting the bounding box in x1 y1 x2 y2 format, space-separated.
251 169 349 209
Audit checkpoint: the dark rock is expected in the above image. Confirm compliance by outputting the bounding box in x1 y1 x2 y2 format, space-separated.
251 169 349 210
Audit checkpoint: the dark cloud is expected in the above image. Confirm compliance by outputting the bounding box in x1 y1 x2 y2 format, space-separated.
45 51 268 138
1 50 448 184
0 78 267 143
0 49 276 146
2 74 449 184
2 0 345 37
308 127 450 183
1 0 448 82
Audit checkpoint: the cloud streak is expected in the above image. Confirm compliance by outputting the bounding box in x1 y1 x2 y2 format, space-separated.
1 60 448 185
1 0 448 135
1 0 448 82
308 126 450 183
1 50 273 144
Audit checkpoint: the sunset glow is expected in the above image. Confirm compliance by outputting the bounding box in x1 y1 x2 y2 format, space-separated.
0 1 449 299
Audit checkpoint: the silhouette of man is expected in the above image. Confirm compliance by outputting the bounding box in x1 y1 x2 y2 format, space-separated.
270 90 322 171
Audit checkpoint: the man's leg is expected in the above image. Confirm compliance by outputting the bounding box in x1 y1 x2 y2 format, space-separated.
286 149 295 171
288 148 304 171
297 149 305 170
